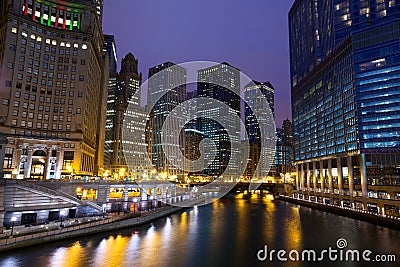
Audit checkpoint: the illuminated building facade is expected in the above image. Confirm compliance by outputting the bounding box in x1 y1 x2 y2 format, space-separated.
290 0 400 215
104 52 142 179
103 34 118 169
244 81 275 180
197 63 241 179
148 62 187 180
0 0 109 179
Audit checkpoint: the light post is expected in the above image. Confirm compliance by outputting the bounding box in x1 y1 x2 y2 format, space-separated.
60 210 65 227
102 204 106 218
10 217 17 236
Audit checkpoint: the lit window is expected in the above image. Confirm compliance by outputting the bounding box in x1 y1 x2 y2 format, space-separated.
82 44 87 50
11 27 18 34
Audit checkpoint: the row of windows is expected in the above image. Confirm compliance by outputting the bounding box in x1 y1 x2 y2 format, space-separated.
10 18 88 41
11 120 72 130
9 129 72 139
11 25 87 48
3 98 81 114
13 71 84 82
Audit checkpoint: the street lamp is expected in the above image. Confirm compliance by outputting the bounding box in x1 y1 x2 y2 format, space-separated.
10 216 17 236
60 210 66 227
102 204 106 218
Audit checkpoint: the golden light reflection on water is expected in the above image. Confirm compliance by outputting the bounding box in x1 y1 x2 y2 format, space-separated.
286 206 302 251
41 195 302 267
48 241 86 267
233 194 250 262
284 205 303 267
92 234 130 267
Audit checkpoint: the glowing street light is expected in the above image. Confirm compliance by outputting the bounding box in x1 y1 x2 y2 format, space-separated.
102 204 106 218
60 210 66 227
11 216 17 236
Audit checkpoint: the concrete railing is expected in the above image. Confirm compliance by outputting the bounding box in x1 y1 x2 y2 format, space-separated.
82 200 103 212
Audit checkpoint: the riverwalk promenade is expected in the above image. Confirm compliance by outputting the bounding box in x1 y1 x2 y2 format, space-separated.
0 197 204 252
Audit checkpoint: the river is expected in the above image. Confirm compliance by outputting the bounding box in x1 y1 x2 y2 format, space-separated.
0 193 399 267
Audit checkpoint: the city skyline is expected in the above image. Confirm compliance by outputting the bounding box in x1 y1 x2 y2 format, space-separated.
102 0 294 126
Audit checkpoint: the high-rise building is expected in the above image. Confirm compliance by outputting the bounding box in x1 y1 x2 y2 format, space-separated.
103 34 118 168
281 119 295 174
0 0 109 179
244 81 275 180
274 120 295 180
197 62 241 179
104 52 142 179
290 0 400 214
148 62 187 180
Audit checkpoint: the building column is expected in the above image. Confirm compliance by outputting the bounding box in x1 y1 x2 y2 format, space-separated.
296 164 300 191
312 161 317 198
300 163 304 192
347 156 354 206
320 160 324 198
24 149 33 179
45 148 52 180
327 159 333 202
337 157 343 204
55 149 63 179
360 154 368 209
123 185 129 211
306 163 311 196
14 148 22 178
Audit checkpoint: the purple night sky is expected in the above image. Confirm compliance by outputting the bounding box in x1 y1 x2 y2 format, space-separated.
102 0 295 127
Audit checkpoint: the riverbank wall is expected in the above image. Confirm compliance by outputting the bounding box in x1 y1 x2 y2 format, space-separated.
280 195 400 230
0 198 204 252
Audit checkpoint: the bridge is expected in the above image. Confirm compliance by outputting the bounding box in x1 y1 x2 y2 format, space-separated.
180 182 289 196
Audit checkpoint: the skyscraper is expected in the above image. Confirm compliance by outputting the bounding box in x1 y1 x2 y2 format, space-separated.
197 62 241 180
103 34 118 169
105 53 142 178
0 0 109 179
290 0 400 214
244 81 275 180
148 62 187 180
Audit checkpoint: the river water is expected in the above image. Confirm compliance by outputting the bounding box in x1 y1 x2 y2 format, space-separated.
0 193 399 267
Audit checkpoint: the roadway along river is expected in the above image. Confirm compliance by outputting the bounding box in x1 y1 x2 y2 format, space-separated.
0 193 399 267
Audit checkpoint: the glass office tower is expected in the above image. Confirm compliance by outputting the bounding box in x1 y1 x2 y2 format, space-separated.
290 0 400 215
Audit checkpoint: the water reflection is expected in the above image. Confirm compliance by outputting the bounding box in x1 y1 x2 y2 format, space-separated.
0 193 399 267
48 241 86 267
